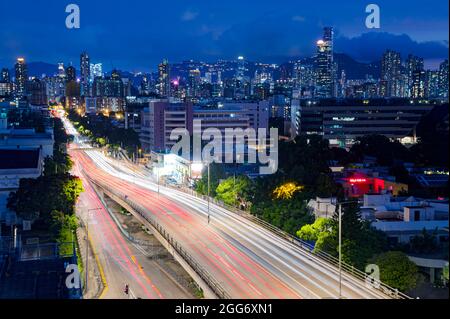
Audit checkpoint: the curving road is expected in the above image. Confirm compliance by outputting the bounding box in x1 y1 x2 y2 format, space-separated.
63 116 390 299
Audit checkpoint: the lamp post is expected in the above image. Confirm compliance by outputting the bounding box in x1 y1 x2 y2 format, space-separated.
314 198 356 299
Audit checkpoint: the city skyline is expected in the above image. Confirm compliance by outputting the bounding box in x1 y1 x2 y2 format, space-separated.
0 0 448 71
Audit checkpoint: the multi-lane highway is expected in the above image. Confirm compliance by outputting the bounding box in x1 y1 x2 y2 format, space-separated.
72 153 193 299
63 116 390 299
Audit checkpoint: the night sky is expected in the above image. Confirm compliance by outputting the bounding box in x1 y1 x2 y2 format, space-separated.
0 0 448 71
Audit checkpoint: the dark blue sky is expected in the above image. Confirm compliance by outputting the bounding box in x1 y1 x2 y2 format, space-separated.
0 0 448 71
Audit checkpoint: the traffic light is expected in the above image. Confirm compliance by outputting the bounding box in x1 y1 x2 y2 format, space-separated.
124 284 129 295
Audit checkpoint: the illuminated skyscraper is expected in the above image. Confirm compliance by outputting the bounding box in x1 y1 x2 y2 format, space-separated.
315 27 334 98
90 63 103 80
381 50 402 97
15 57 27 98
236 56 245 81
405 54 424 96
158 59 171 98
438 59 449 99
187 69 201 99
80 52 90 96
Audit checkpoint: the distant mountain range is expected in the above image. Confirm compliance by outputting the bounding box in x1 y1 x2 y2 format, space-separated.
10 53 381 81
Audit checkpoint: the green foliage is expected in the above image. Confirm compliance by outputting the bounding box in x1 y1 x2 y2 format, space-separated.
215 176 253 208
370 251 419 292
409 228 438 254
350 135 413 166
297 217 333 242
298 204 387 270
49 211 79 256
194 163 226 197
68 109 140 154
7 174 83 224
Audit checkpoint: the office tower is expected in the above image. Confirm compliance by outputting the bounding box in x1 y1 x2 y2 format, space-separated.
66 66 76 82
80 52 90 96
236 56 245 81
405 54 424 96
90 63 103 79
315 27 334 98
158 59 171 98
15 57 28 98
381 50 402 97
438 59 449 99
1 68 10 83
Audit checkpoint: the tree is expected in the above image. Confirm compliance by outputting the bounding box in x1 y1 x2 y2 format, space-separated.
297 204 387 270
370 251 419 292
297 217 333 242
215 175 253 208
273 182 304 200
195 163 226 197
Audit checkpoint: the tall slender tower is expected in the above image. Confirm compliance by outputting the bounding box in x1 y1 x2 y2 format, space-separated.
15 57 27 98
315 27 334 98
80 52 90 96
158 59 171 98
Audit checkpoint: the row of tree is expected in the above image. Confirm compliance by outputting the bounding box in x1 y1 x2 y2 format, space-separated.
67 109 140 156
7 117 83 249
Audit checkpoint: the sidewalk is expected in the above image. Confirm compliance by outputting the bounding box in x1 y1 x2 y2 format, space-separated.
76 222 104 299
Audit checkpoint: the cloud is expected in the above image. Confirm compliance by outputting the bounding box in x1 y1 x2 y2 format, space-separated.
181 10 199 22
335 32 449 62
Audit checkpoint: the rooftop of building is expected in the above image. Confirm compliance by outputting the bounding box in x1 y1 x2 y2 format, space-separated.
0 149 40 170
299 98 445 107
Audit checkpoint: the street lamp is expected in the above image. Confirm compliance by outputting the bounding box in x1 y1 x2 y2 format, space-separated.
336 200 357 299
314 198 356 299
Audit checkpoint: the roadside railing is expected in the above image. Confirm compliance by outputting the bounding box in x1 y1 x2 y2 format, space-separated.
162 182 412 300
87 174 231 299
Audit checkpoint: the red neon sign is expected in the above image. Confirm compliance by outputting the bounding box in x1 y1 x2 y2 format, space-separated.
349 178 367 183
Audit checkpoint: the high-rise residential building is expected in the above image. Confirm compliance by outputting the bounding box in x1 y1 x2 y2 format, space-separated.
187 69 201 99
90 63 103 80
411 70 427 99
315 27 334 98
405 54 424 96
1 68 10 83
425 70 440 98
66 66 76 82
438 59 449 99
158 59 171 98
381 50 402 97
80 52 90 96
14 57 28 99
